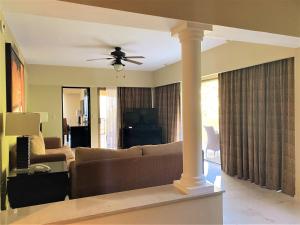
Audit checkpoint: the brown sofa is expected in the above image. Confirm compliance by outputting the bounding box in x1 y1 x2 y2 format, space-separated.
10 137 74 169
31 137 75 166
69 142 183 199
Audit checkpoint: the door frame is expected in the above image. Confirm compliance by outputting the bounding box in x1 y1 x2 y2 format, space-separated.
61 86 91 147
97 87 107 148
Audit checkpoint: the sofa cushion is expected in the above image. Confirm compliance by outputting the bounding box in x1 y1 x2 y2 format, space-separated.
75 146 142 163
46 146 75 160
30 132 46 155
142 141 182 155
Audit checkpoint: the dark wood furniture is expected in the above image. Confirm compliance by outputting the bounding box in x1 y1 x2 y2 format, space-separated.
70 126 90 148
63 118 70 142
7 161 69 208
122 127 162 148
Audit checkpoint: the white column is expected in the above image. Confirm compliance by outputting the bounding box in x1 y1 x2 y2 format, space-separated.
172 22 213 194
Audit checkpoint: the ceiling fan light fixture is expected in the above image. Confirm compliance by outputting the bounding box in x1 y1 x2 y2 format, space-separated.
86 47 143 71
113 63 124 72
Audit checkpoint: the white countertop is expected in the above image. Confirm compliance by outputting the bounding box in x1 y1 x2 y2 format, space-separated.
0 184 223 225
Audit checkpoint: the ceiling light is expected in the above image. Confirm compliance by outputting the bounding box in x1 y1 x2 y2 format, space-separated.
113 63 124 72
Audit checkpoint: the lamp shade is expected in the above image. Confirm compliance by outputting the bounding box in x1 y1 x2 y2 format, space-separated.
114 64 124 72
37 112 48 123
5 112 40 136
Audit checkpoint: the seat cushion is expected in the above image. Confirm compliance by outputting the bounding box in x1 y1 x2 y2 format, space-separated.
142 141 182 155
75 146 142 163
30 132 46 155
46 146 75 160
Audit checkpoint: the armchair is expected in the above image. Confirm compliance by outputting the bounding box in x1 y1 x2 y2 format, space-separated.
30 137 67 164
204 126 220 158
10 137 74 170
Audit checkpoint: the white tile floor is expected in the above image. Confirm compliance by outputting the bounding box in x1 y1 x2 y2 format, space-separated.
222 173 300 224
204 150 221 164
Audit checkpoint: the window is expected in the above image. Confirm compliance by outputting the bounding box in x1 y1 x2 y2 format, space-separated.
201 78 220 164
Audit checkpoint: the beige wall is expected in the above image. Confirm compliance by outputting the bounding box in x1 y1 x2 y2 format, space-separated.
0 12 28 209
63 0 300 37
28 64 154 87
27 64 154 147
28 85 62 138
154 41 295 86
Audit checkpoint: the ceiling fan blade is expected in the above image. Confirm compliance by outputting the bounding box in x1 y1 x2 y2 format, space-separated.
86 58 114 62
93 38 116 49
125 56 145 59
124 58 143 65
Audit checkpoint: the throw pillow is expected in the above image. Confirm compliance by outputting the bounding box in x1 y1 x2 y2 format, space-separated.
30 131 46 155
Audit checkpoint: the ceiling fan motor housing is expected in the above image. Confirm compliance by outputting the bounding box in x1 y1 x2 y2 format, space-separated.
111 47 125 59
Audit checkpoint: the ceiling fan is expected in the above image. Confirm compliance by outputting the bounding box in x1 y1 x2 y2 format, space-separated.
86 47 145 71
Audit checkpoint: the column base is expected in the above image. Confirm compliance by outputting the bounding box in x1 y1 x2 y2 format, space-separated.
173 179 214 195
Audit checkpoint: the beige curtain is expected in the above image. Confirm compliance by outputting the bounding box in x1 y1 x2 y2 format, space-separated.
219 58 295 196
117 87 152 147
154 83 181 143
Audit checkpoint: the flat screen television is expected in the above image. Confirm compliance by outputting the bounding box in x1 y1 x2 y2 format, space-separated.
124 108 158 128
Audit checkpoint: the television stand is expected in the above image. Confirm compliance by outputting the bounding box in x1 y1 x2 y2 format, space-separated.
122 127 162 148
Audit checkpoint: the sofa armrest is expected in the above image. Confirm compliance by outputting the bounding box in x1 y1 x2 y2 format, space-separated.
69 161 77 199
30 153 66 164
44 137 62 149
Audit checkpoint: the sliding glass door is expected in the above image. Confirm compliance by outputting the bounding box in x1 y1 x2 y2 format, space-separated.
201 79 220 164
98 88 118 149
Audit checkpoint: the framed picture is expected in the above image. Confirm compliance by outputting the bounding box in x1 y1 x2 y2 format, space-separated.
5 43 25 112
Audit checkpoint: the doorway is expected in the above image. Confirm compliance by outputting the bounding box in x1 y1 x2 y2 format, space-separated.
62 87 91 148
98 87 118 149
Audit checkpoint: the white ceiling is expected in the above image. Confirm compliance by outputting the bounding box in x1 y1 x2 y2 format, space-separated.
1 0 300 71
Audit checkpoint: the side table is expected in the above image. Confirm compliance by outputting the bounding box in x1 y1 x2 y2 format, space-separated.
7 161 69 208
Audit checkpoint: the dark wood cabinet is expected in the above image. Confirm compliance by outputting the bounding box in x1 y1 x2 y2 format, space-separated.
122 127 162 148
7 161 69 208
70 126 91 148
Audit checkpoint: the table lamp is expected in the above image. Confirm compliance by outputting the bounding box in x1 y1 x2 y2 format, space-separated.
5 112 40 169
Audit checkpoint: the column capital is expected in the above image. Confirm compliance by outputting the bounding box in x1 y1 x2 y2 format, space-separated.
171 21 212 41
